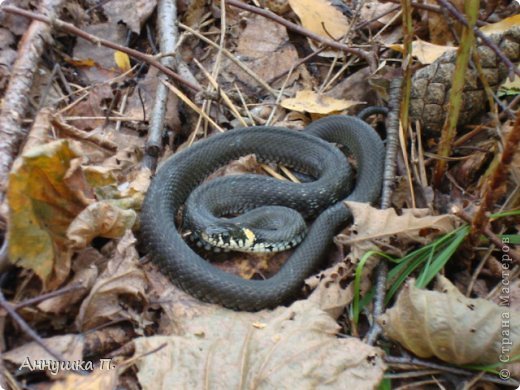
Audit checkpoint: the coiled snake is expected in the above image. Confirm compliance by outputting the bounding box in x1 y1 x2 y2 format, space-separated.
141 115 384 311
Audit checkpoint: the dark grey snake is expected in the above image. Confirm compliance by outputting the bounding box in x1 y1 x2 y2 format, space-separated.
140 115 384 311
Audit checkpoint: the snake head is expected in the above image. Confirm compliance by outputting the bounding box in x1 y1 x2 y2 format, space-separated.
201 223 256 251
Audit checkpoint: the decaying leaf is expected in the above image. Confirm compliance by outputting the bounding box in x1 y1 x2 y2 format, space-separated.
134 300 385 389
337 202 458 257
379 276 520 365
306 258 379 318
75 231 147 331
281 90 361 114
7 140 94 289
37 248 104 314
67 200 137 249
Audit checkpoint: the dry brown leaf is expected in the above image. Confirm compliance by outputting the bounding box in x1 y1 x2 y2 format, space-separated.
71 24 127 83
38 248 105 314
281 90 361 114
305 257 379 318
337 202 458 253
359 1 400 28
67 200 137 249
134 300 385 389
425 0 463 45
480 14 520 35
50 368 118 390
4 334 84 378
221 14 299 92
75 231 147 331
389 39 457 65
289 0 350 57
379 276 520 365
102 0 156 34
125 67 180 128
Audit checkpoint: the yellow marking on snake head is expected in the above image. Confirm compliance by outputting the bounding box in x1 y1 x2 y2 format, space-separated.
242 228 256 246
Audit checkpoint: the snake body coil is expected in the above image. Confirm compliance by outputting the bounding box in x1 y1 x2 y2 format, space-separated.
141 115 384 311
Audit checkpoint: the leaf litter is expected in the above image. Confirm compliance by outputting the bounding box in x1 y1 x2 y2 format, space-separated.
0 0 519 388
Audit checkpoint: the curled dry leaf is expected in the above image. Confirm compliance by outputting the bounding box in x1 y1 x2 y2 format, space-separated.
75 231 147 331
337 202 458 258
281 90 361 114
7 140 94 289
67 200 137 249
134 300 385 389
379 276 520 365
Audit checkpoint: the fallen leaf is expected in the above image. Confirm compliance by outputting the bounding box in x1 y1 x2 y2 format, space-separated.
4 334 84 378
102 0 157 34
37 248 104 314
114 51 131 72
67 200 137 249
71 23 128 83
7 140 94 289
306 258 378 318
498 66 520 97
359 1 400 28
50 369 118 390
480 14 520 35
281 90 361 114
134 300 385 389
220 14 299 93
75 231 148 331
389 39 457 65
424 0 463 45
379 276 520 365
289 0 350 56
337 202 458 251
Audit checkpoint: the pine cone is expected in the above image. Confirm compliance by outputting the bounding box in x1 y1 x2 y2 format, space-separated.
410 26 520 133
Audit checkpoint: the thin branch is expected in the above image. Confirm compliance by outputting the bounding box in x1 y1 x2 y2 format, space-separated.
225 0 377 71
0 290 66 362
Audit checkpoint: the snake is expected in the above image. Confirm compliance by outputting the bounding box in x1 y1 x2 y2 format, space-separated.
140 115 385 311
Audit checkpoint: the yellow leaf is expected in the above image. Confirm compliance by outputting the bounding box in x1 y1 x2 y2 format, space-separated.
114 50 131 72
389 39 457 64
289 0 350 41
479 14 520 35
7 140 93 289
281 90 361 114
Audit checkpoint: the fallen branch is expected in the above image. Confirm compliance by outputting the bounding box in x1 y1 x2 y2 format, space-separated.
0 0 65 198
